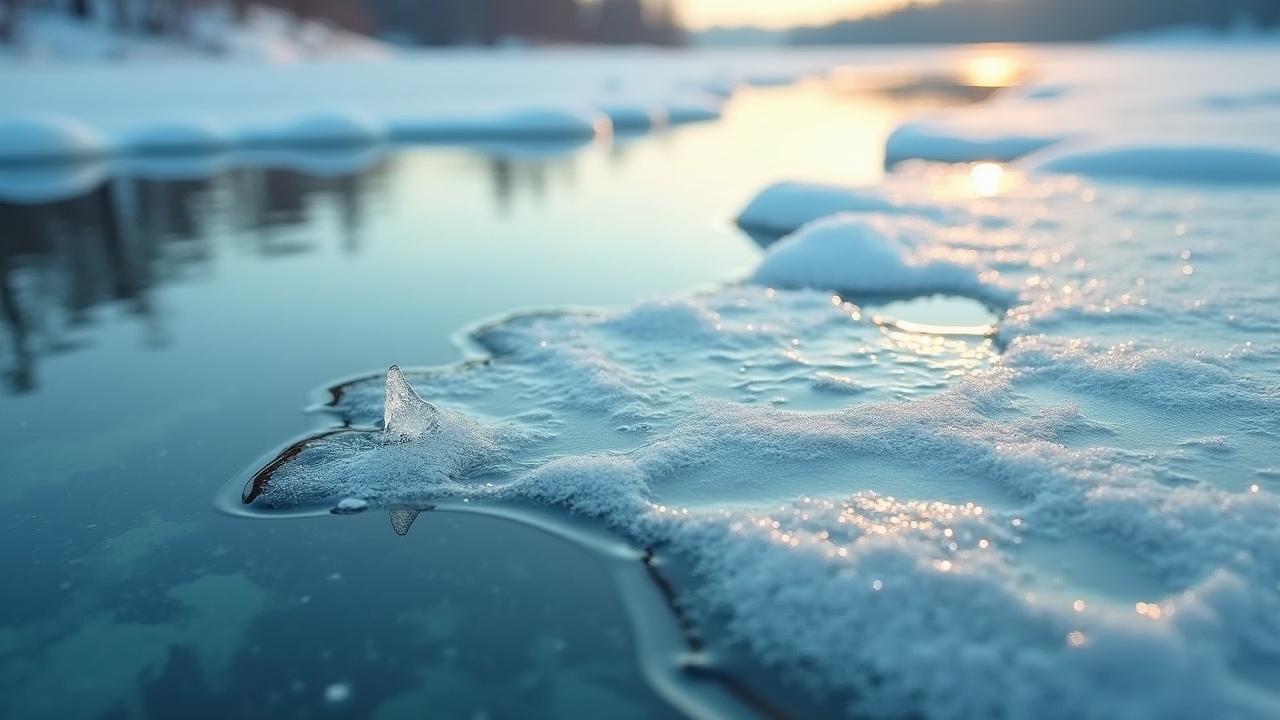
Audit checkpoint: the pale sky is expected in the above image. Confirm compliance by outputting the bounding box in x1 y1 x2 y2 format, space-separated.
676 0 915 30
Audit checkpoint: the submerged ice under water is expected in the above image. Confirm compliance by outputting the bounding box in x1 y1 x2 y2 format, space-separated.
224 57 1280 720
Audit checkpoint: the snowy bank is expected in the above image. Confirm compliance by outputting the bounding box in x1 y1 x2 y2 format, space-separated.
0 48 851 163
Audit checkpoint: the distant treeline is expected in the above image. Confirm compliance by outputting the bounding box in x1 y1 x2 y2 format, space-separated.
372 0 682 45
790 0 1280 44
0 0 685 45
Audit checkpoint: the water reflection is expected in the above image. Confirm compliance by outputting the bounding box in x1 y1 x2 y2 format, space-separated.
0 162 390 395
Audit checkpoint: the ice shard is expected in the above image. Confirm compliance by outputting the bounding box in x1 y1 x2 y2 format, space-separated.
383 365 438 442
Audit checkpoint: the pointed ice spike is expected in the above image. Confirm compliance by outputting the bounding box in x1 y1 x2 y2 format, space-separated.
389 507 422 536
383 365 438 441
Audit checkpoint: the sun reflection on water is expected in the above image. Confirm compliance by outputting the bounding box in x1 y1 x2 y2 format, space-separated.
971 162 1006 197
963 53 1025 88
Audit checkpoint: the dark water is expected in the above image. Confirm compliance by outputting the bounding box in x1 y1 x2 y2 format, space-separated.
0 81 976 719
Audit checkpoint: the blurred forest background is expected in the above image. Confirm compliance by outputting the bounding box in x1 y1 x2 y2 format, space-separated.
0 0 685 46
2 0 1279 48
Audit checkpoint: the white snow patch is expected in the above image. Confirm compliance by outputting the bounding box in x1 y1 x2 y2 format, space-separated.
736 181 959 236
886 120 1063 165
751 214 993 300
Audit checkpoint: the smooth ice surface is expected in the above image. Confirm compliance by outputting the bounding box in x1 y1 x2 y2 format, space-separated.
750 214 1000 302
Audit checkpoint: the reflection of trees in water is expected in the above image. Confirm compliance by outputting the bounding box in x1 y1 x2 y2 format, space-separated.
0 161 387 395
485 155 577 215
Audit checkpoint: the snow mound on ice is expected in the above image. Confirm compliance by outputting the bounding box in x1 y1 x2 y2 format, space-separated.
245 111 385 148
665 101 722 124
122 120 232 155
1029 144 1280 184
751 214 993 300
886 120 1062 165
736 181 959 237
389 108 606 142
0 114 106 164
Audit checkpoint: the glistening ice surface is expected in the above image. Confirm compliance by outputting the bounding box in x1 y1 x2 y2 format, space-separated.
230 51 1280 718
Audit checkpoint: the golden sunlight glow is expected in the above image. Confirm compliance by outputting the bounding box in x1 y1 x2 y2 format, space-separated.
971 162 1005 197
963 54 1024 88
